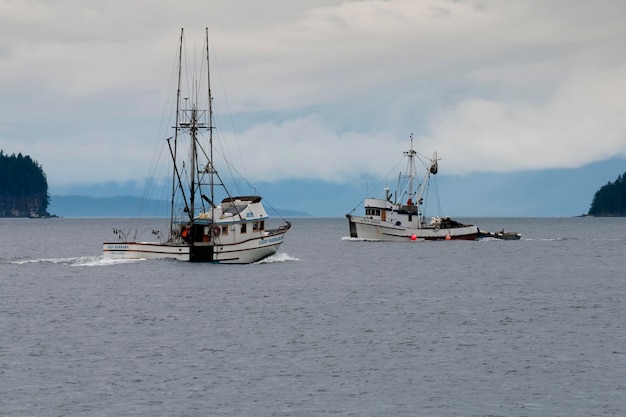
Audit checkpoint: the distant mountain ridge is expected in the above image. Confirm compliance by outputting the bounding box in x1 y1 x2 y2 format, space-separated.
48 155 626 217
48 195 310 218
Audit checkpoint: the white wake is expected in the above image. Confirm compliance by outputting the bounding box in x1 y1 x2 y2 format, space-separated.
255 252 299 264
11 256 144 267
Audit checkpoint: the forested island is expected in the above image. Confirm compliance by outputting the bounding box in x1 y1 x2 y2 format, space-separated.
0 151 50 217
588 172 626 216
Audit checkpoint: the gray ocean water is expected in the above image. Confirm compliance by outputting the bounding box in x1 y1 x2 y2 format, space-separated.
1 216 625 416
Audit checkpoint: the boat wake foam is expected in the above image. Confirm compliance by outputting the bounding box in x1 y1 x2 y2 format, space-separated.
11 256 144 267
341 236 381 242
525 237 565 241
11 253 296 266
478 236 524 242
255 252 299 264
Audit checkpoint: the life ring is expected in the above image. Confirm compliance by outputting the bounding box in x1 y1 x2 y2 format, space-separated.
213 226 221 236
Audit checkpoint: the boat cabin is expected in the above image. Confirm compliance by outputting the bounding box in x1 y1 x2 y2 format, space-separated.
363 197 426 229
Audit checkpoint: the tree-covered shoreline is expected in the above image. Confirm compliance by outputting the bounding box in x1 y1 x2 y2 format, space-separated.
588 172 626 216
0 151 50 217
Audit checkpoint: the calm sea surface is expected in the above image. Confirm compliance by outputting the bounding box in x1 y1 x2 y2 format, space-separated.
1 216 625 417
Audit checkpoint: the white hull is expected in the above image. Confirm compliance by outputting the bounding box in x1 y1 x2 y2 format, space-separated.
103 231 287 264
103 242 191 261
347 214 478 241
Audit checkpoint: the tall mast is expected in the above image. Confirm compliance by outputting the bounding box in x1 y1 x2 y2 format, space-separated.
206 27 215 220
170 28 184 233
189 106 197 225
404 133 416 202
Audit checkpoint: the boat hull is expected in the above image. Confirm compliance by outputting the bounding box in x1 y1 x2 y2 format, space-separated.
478 229 522 240
103 242 191 261
103 231 287 264
347 214 478 241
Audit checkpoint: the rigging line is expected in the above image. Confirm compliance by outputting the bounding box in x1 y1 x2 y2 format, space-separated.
213 127 243 196
171 28 188 229
205 31 250 186
206 144 289 223
138 143 169 217
347 200 364 215
431 174 443 215
261 196 290 224
131 33 182 219
420 177 429 218
205 28 216 216
347 156 405 214
415 150 434 162
207 144 253 191
166 138 191 221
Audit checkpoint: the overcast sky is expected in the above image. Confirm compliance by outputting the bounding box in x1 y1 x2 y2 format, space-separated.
1 0 625 190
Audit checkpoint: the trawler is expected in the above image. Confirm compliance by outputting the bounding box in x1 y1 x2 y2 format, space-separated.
103 29 290 263
346 134 477 241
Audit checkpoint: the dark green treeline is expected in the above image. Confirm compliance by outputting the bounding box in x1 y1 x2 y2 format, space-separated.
588 172 626 216
0 151 50 217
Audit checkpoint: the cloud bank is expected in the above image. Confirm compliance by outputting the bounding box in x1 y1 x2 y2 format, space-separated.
1 0 625 187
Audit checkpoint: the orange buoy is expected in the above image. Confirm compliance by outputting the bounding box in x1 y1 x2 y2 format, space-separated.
445 234 451 240
411 234 417 241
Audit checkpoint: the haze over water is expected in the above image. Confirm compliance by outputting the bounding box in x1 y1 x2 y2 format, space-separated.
1 217 624 416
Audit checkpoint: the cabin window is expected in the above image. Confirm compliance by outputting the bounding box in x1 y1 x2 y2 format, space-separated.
366 208 381 216
259 220 265 231
241 223 247 233
221 225 228 236
408 214 412 222
253 222 259 232
223 205 246 216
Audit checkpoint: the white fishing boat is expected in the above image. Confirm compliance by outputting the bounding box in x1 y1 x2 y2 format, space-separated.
103 29 290 263
346 134 477 241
